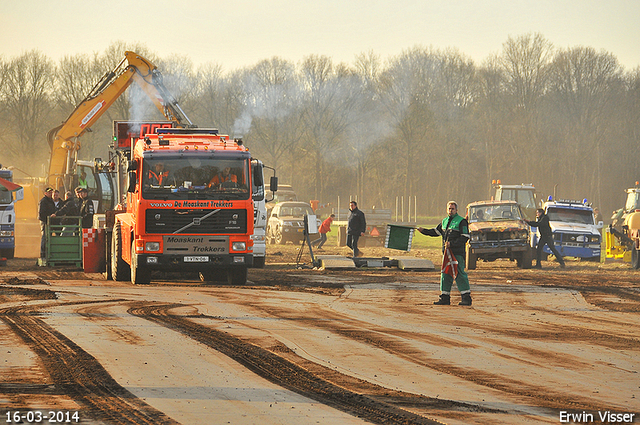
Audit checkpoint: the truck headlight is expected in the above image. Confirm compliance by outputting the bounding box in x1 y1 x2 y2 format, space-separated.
232 242 246 251
251 234 265 242
145 242 160 252
470 234 479 242
0 231 13 237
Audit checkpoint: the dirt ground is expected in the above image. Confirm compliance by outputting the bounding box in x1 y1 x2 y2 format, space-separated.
0 240 639 425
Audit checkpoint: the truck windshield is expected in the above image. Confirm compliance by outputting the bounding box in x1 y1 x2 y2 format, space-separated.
0 190 11 204
547 207 594 225
468 204 522 222
625 192 640 212
498 188 536 210
142 157 250 200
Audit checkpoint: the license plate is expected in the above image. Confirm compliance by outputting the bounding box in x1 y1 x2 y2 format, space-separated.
184 256 209 262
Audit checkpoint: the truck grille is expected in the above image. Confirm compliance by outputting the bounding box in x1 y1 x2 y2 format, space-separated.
145 209 247 234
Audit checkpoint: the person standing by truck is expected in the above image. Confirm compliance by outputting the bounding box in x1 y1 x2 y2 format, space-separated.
37 187 56 263
527 208 566 269
347 201 366 257
312 214 335 250
417 201 472 306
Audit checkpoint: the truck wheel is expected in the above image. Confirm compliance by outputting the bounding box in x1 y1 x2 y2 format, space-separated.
1 248 14 259
517 249 532 269
131 241 151 285
466 249 477 270
104 232 112 281
632 245 640 270
227 267 248 285
111 221 130 281
253 256 266 268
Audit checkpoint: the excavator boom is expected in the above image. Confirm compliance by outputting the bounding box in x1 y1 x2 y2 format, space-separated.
47 51 193 190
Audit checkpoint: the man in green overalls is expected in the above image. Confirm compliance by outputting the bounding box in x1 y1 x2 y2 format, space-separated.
418 201 472 306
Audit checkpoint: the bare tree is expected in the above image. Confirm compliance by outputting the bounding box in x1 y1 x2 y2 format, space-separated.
500 33 554 181
378 47 439 207
234 57 304 176
299 55 361 200
547 46 623 205
0 50 55 174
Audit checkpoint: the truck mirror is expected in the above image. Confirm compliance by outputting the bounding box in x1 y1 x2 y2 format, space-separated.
127 171 137 192
127 160 138 172
15 187 24 202
270 176 278 192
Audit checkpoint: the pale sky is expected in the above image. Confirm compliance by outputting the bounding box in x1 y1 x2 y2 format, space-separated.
2 0 639 72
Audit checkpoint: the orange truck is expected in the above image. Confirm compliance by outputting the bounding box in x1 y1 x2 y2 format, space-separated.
106 126 268 285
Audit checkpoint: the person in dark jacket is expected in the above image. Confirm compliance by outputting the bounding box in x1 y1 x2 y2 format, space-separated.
418 201 472 306
347 201 366 257
51 188 81 235
37 187 57 262
527 208 565 269
77 187 95 228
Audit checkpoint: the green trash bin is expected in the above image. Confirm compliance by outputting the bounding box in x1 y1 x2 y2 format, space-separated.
44 216 83 267
385 224 415 251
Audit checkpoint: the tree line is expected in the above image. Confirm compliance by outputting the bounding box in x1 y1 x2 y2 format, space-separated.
1 34 638 219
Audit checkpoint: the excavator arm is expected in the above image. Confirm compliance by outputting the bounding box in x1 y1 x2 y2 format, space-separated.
47 51 193 190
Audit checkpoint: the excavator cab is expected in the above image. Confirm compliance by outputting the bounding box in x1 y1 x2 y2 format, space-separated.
75 161 115 214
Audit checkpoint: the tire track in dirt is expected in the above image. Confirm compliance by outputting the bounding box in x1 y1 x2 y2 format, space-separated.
222 295 614 413
0 288 179 425
128 301 454 425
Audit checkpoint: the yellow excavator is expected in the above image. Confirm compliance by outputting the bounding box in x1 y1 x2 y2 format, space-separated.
17 51 193 218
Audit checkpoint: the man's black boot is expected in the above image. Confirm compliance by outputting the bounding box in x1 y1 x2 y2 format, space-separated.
459 293 472 306
433 294 450 305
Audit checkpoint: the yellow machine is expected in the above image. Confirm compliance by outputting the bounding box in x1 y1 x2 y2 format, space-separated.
605 184 640 268
18 51 192 219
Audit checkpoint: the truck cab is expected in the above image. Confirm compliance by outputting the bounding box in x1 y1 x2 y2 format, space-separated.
493 182 538 220
533 199 601 261
0 167 22 259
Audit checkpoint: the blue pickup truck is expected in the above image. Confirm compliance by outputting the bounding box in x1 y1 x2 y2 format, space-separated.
531 199 602 261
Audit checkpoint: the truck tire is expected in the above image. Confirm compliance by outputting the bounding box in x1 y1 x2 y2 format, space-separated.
1 248 14 259
131 241 151 285
111 221 130 281
227 267 248 285
517 249 532 269
466 248 477 270
253 256 266 268
632 245 640 270
104 232 112 280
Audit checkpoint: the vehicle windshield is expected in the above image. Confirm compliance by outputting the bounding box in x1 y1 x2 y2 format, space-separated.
468 204 522 222
0 189 11 204
497 188 536 210
142 157 250 200
625 192 640 212
547 207 594 225
279 205 314 217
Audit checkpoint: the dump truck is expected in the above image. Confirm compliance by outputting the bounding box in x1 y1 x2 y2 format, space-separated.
104 125 275 285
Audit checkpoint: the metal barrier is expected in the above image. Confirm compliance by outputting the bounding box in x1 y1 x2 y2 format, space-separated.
43 216 83 267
